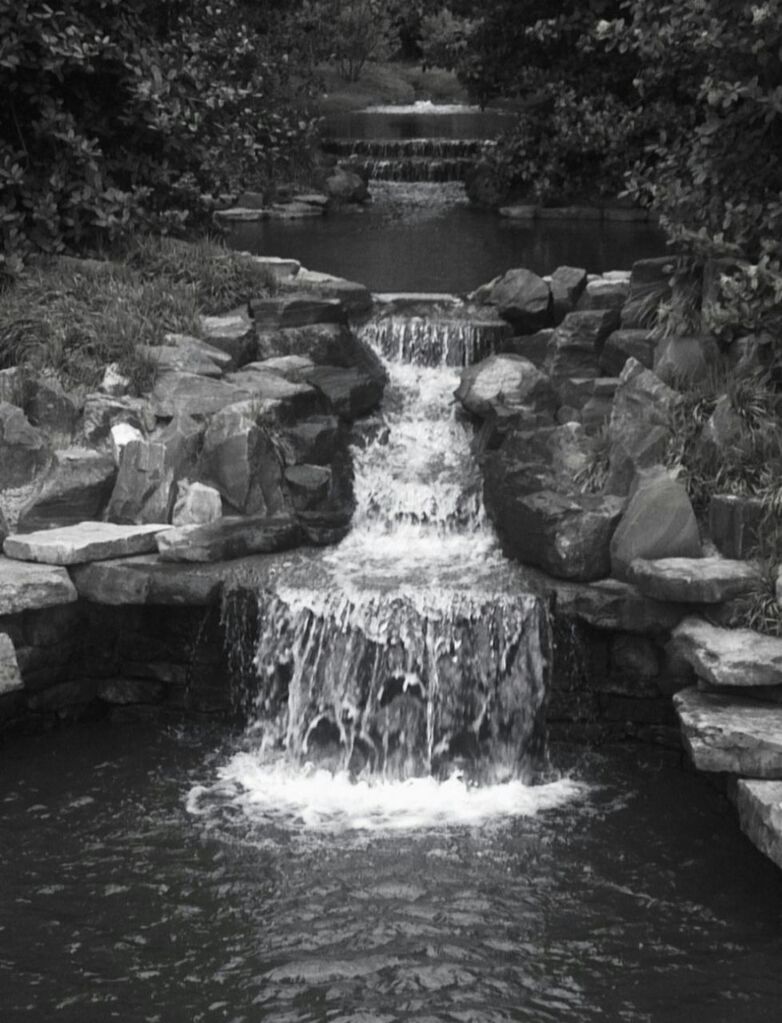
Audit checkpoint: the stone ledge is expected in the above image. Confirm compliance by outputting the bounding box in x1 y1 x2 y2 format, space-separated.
68 551 289 606
628 556 762 604
675 687 782 778
0 557 78 615
672 618 782 689
736 779 782 871
3 522 170 566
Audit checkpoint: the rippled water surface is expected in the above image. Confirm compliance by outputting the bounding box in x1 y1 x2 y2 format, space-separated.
2 723 782 1023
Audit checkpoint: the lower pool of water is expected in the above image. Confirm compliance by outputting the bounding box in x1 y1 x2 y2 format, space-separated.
2 722 781 1022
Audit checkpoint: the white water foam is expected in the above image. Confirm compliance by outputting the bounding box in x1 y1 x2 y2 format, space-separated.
187 756 586 833
362 101 483 114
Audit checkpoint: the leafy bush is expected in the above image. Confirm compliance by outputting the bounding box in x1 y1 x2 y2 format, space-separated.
0 1 315 282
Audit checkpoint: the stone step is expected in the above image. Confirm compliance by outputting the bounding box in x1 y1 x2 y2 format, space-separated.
628 556 762 604
674 687 782 778
0 557 78 614
3 522 170 566
736 779 782 871
672 617 782 688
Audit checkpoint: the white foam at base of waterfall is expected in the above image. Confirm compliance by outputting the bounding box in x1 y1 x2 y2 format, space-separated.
187 756 586 834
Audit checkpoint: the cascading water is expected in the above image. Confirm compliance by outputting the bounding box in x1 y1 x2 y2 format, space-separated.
203 307 566 830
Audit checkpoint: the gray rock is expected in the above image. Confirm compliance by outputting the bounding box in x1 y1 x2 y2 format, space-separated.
455 355 556 420
150 372 249 420
172 481 223 527
579 277 630 312
281 270 373 316
604 359 681 494
223 366 322 419
325 166 369 203
106 440 171 524
297 506 353 546
709 494 764 559
164 333 234 372
0 402 50 487
654 334 721 387
549 266 588 321
488 268 552 333
671 617 782 688
24 376 79 438
138 344 224 378
599 329 657 376
256 355 315 378
483 422 593 501
199 307 255 366
0 633 23 694
0 505 7 544
554 577 687 634
621 257 674 328
3 521 168 565
156 515 300 563
81 394 153 446
736 780 782 871
99 364 131 397
17 447 116 532
197 405 287 516
489 488 625 581
501 329 554 369
0 557 78 613
303 365 385 420
0 367 25 406
628 556 762 604
675 687 782 777
285 464 332 510
610 473 701 580
545 310 619 383
277 416 345 467
255 322 386 385
250 295 346 329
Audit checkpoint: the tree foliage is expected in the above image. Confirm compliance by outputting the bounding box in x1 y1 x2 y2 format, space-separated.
0 0 314 281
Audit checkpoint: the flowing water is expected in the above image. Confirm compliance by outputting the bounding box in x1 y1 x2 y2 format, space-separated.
2 107 782 1021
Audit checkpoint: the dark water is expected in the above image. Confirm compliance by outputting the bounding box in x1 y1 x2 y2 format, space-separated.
229 183 666 294
2 722 782 1023
322 105 515 141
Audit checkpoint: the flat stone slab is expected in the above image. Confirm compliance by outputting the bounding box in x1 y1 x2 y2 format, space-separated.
628 556 762 604
0 633 23 694
552 577 687 634
3 522 169 566
69 552 284 606
736 779 782 871
675 687 782 778
156 515 300 563
0 557 77 614
672 617 782 688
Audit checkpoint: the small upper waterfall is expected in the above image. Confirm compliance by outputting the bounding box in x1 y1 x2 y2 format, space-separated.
223 305 551 783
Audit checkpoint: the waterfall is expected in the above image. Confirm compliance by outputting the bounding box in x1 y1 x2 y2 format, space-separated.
323 137 496 183
223 306 551 782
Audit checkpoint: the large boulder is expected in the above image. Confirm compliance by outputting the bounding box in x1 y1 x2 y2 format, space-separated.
4 521 167 565
150 372 249 420
455 355 556 420
610 472 701 580
284 464 333 510
579 277 630 312
604 359 681 495
0 402 49 487
24 376 79 439
544 310 619 384
106 417 201 524
255 323 386 385
549 266 588 322
484 269 552 333
17 447 116 532
736 780 782 871
81 394 154 446
137 343 224 378
197 404 288 516
653 334 721 387
488 487 625 581
199 307 256 366
249 295 346 329
599 329 656 376
303 365 385 420
276 415 346 467
628 557 762 604
223 366 323 421
484 422 594 502
0 633 22 695
0 558 78 614
621 257 674 329
280 270 373 316
172 481 223 527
